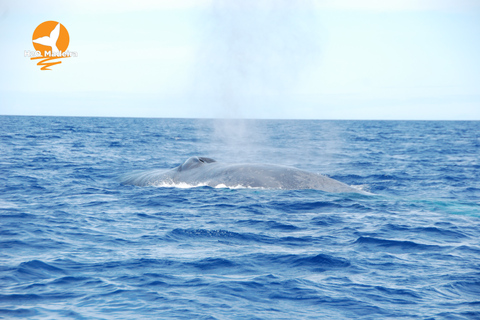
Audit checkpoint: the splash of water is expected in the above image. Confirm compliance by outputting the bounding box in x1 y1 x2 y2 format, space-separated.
193 0 320 160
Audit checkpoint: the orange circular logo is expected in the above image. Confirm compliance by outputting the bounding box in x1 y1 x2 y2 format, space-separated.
32 21 69 55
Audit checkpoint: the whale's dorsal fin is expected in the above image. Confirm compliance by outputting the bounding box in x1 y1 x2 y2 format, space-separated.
198 157 216 164
178 156 216 171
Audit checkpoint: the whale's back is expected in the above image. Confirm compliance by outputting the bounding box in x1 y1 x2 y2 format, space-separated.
198 163 363 192
120 157 368 194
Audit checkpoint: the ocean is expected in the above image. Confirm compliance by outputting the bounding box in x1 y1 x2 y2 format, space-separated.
0 116 479 319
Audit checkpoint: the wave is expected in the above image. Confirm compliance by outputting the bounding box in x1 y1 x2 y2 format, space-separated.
354 236 447 252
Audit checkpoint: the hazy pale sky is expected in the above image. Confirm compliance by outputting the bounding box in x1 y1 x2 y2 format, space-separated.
1 0 479 119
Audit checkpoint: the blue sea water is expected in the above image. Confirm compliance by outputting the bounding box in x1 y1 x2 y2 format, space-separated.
0 116 479 319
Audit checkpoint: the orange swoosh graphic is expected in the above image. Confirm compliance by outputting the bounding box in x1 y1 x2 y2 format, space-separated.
30 56 69 70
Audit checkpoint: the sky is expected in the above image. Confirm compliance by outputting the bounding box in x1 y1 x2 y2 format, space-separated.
0 0 479 120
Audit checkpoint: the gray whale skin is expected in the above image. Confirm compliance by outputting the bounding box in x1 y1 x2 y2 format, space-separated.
121 156 367 194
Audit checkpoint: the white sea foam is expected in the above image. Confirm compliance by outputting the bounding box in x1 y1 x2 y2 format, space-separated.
148 181 265 190
149 181 208 189
351 184 374 195
213 184 265 190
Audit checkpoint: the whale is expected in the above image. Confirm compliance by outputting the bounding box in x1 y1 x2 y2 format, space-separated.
121 156 368 194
